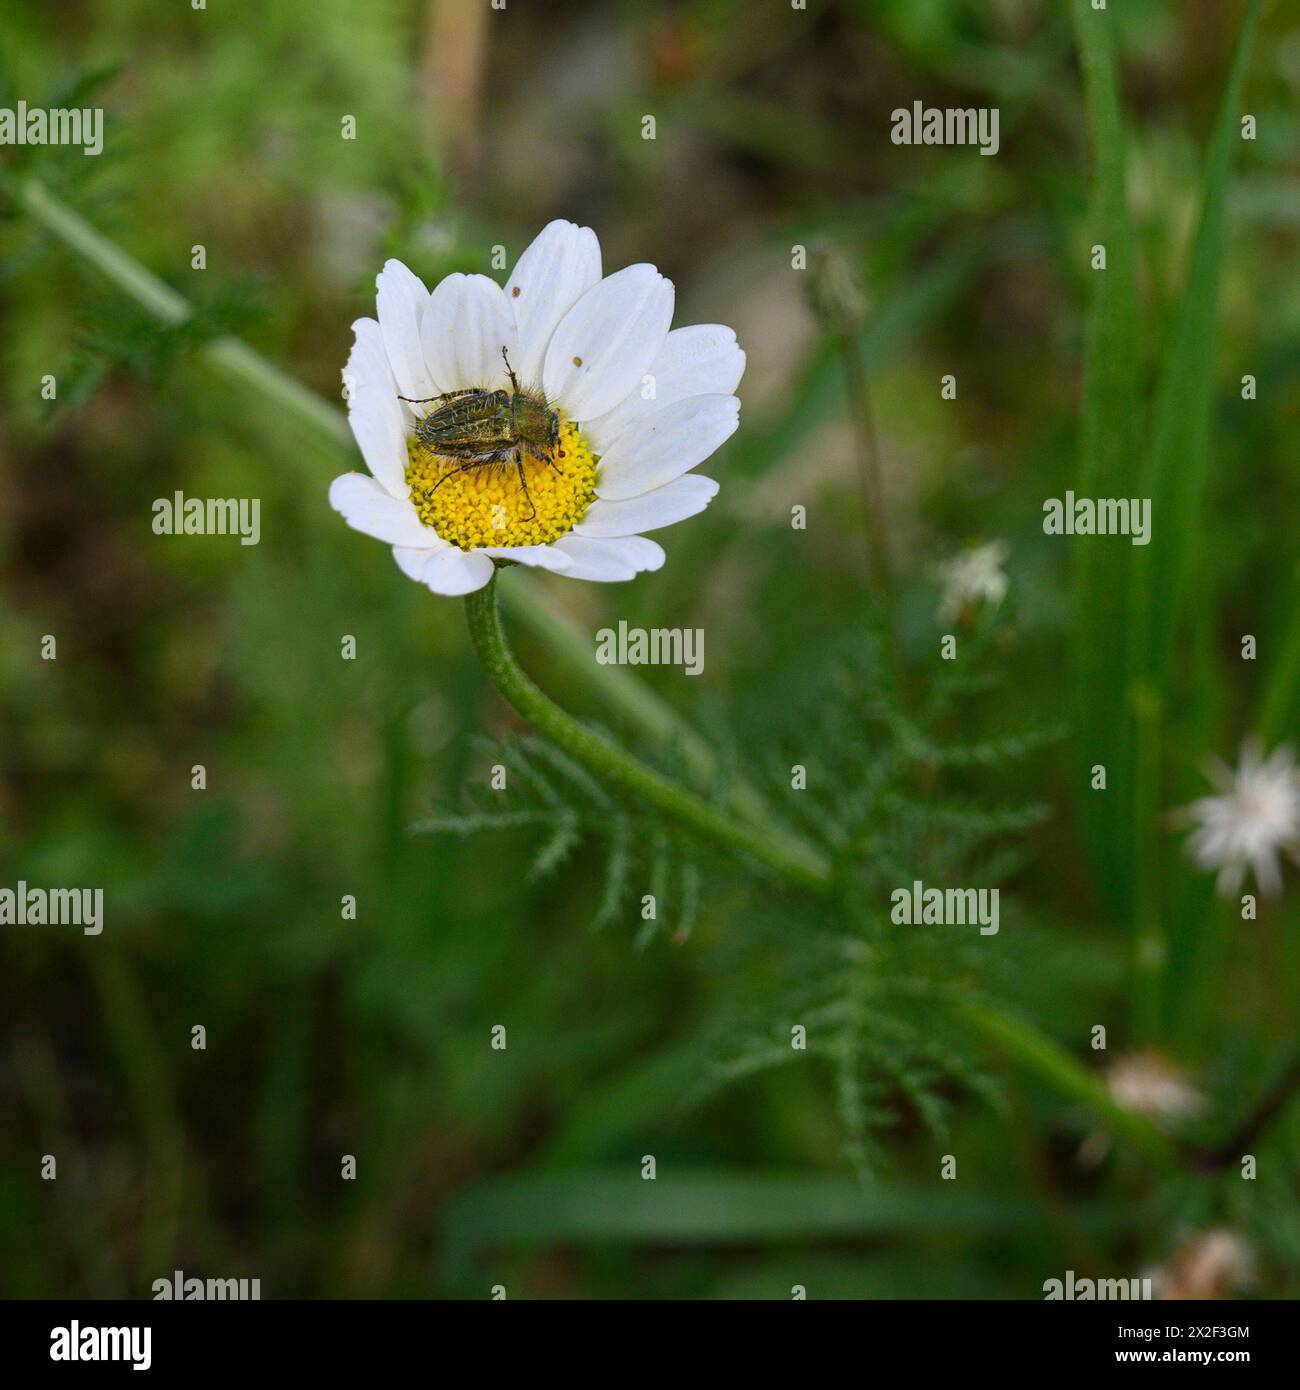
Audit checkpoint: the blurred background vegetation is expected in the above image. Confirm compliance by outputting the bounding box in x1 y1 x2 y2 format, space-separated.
1 0 1298 1298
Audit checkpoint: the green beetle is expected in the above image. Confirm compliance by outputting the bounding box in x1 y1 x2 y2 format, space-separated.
399 347 565 520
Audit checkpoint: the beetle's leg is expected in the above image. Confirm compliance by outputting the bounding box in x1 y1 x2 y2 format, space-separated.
534 419 565 477
397 389 477 405
426 460 487 495
513 449 539 522
424 449 516 498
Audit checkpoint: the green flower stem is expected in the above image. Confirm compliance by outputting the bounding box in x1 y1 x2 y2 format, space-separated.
834 322 893 602
956 1002 1178 1171
6 172 770 825
11 175 351 450
466 571 836 895
495 585 775 825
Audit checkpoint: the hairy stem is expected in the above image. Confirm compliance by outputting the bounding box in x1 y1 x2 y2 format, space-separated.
10 176 353 450
494 585 774 824
465 572 836 895
835 323 894 601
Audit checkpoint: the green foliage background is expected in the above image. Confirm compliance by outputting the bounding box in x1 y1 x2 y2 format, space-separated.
1 0 1298 1298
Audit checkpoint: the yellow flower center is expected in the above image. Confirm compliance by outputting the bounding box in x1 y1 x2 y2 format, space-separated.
405 419 597 551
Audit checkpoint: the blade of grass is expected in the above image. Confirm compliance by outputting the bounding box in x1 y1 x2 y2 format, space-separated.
1130 0 1263 692
1068 0 1143 922
1126 0 1262 1034
1258 562 1300 745
442 1170 1132 1283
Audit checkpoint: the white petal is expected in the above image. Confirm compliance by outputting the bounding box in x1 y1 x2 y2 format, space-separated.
595 394 739 501
420 273 518 393
344 318 409 497
542 264 674 421
574 474 718 537
419 548 495 596
552 534 665 581
482 544 573 572
329 473 437 547
343 319 408 500
344 317 396 402
505 220 602 389
375 260 435 400
392 545 447 582
347 393 409 500
584 324 745 454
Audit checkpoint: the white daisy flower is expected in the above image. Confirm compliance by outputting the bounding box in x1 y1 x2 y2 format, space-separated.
329 220 744 595
936 540 1009 622
1180 742 1300 896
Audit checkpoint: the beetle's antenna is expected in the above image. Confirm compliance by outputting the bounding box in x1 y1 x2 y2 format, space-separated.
501 345 521 394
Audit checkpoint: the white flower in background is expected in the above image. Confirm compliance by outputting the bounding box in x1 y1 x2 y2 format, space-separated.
1153 1229 1254 1301
936 540 1008 622
1077 1049 1205 1169
1180 742 1300 896
329 220 744 595
1104 1051 1204 1123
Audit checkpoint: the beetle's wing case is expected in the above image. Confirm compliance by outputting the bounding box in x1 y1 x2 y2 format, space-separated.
415 389 516 459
